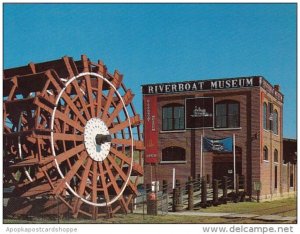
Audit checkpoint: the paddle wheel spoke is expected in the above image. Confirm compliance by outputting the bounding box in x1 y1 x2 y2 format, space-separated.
84 75 96 117
53 133 84 141
61 93 87 125
55 144 85 164
101 88 116 122
98 162 110 203
92 161 98 203
72 81 91 120
96 78 103 117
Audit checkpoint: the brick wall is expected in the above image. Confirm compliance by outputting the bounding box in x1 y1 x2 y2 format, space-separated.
260 90 283 197
143 86 285 197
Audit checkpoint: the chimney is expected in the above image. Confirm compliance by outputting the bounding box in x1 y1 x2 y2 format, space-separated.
274 85 280 92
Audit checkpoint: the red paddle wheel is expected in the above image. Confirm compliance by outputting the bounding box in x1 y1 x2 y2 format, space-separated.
3 55 144 218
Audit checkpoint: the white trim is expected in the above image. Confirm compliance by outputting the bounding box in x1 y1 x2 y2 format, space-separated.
263 160 270 163
172 168 176 189
47 90 53 95
185 127 214 130
50 72 134 207
79 87 86 95
160 161 187 164
18 113 33 182
213 127 242 131
160 130 186 133
263 128 280 136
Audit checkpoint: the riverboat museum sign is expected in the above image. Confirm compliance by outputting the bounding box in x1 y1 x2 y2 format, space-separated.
142 76 283 102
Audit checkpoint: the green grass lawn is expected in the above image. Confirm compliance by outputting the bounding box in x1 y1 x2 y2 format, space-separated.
4 214 283 224
4 197 296 224
202 197 297 216
3 216 295 224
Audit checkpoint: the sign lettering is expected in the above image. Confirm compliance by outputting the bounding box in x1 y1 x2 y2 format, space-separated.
142 76 283 102
144 96 159 164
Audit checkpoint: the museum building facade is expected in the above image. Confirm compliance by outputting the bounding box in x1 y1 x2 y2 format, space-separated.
142 76 294 198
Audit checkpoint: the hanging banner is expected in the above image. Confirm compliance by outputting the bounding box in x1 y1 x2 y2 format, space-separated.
203 136 233 153
185 97 214 129
144 95 158 163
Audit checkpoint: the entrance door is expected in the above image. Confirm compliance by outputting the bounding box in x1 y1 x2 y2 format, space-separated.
212 161 242 182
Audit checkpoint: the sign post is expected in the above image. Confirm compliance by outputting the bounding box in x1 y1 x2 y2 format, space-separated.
233 134 236 191
253 181 262 202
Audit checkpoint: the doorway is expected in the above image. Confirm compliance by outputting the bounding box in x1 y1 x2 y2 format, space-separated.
212 161 242 181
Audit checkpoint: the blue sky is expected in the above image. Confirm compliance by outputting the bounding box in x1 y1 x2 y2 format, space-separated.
3 3 296 138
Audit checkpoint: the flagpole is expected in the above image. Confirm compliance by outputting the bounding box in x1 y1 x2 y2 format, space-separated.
233 133 236 191
200 134 203 178
172 168 175 189
201 98 205 179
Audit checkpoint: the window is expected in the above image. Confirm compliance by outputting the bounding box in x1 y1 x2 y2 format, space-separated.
263 146 269 161
273 110 278 134
269 103 273 131
263 102 268 130
215 100 240 128
162 146 186 162
274 149 278 163
263 101 279 134
162 104 184 131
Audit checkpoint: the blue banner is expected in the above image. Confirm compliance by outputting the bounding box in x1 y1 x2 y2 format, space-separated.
203 136 233 153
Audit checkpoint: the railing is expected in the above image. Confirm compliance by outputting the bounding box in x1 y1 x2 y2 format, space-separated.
4 174 247 221
132 174 247 216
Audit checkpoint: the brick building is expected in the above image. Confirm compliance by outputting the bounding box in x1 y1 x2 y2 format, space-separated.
142 76 295 198
282 138 297 195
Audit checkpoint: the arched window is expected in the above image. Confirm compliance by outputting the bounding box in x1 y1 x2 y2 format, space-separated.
162 146 186 162
263 102 268 130
263 146 269 161
274 149 278 163
215 100 240 128
162 104 184 131
273 110 278 134
269 103 273 131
